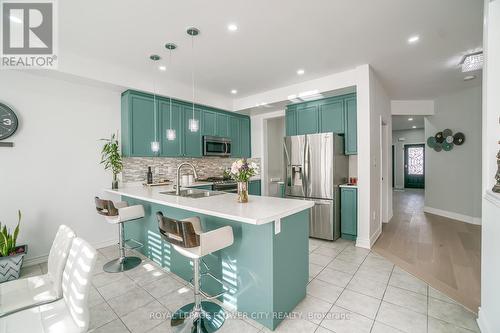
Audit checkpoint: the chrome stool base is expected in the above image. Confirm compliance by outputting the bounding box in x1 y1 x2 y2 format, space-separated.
171 301 226 333
103 256 142 273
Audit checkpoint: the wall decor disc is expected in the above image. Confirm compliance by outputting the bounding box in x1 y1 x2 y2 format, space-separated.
434 143 443 152
443 129 453 137
427 136 437 148
453 132 465 145
443 142 454 151
435 132 444 143
445 135 454 144
0 102 19 140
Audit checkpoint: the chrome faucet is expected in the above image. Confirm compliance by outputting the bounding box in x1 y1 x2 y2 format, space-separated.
176 162 199 195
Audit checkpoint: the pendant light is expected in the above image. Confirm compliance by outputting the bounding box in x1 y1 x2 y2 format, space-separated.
187 27 200 132
165 43 177 141
149 54 161 153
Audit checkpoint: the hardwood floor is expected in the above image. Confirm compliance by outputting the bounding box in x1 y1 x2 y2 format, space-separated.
373 189 481 313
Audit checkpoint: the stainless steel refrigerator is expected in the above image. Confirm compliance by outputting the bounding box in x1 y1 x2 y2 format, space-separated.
283 133 348 240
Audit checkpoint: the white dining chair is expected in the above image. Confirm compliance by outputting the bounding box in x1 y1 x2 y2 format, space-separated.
0 237 97 333
0 225 76 317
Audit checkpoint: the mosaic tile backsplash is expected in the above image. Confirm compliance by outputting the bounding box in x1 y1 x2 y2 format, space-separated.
122 157 261 183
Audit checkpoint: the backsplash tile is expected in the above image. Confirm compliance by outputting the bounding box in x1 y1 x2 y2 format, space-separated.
122 157 261 183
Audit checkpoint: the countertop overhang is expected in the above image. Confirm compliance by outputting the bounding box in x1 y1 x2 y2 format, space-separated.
105 184 313 225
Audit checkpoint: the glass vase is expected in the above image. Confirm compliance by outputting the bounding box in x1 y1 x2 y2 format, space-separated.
237 181 249 203
112 174 119 190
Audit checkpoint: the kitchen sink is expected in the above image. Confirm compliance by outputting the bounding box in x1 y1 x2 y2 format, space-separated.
159 188 226 199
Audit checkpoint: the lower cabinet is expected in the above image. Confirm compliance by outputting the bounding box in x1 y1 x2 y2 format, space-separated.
249 180 261 196
340 187 357 240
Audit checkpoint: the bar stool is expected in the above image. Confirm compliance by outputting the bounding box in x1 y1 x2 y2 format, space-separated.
95 197 144 273
156 212 234 333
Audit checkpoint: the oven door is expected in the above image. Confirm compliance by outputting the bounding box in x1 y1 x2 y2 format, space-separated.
203 136 231 156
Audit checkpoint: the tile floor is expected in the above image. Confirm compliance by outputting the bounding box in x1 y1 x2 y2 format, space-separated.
20 238 480 333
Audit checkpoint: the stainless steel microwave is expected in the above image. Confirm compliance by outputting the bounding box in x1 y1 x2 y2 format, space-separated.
203 136 231 157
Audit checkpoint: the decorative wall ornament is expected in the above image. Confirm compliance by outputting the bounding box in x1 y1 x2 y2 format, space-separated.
493 141 500 193
427 129 465 152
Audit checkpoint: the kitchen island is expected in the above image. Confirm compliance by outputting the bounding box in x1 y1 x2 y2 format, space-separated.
105 185 313 330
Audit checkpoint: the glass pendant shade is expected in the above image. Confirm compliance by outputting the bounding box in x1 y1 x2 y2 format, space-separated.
188 118 199 132
166 129 176 141
150 141 160 153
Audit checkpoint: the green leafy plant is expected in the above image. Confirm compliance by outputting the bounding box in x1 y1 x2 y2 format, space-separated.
100 133 123 182
0 210 21 257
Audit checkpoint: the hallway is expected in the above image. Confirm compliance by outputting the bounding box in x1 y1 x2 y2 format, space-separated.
373 189 481 313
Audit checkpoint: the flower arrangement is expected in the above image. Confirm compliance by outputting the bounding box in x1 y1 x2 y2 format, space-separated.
230 159 259 182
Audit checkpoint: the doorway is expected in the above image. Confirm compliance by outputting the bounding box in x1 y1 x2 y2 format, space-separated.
404 144 425 188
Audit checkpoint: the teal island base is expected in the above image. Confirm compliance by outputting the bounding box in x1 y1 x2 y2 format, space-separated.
122 196 310 330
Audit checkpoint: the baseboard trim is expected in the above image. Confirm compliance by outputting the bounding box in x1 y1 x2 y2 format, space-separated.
423 206 482 225
23 238 117 267
355 237 371 249
477 307 492 333
370 226 382 246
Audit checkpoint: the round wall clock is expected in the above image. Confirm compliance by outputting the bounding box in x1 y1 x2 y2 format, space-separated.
0 103 19 140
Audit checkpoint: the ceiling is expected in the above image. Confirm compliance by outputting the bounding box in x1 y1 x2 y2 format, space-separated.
59 0 483 102
392 115 425 131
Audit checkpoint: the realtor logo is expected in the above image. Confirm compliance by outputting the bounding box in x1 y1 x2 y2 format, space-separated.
1 0 58 69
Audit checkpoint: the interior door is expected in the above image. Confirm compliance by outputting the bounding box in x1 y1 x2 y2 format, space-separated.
404 144 425 188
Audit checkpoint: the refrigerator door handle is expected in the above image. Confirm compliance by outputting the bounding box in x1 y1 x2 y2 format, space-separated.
303 138 310 197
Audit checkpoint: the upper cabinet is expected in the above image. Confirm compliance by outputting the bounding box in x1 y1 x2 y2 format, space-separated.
121 90 251 158
285 93 357 155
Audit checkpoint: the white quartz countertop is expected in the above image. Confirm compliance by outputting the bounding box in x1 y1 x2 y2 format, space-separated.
105 184 312 225
339 184 358 188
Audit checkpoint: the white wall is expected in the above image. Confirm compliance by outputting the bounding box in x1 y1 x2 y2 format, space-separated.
479 1 500 332
392 129 425 189
265 117 285 196
424 86 482 222
391 100 435 115
0 71 121 264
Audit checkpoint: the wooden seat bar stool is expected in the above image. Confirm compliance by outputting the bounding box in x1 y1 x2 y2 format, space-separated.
156 212 234 333
95 197 144 273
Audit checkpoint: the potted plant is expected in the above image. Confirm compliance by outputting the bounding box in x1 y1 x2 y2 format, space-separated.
100 133 123 189
0 210 27 283
230 159 259 203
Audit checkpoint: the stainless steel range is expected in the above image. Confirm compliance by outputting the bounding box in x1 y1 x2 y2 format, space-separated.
198 177 237 193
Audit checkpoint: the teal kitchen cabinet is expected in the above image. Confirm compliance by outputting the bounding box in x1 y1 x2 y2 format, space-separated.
121 92 158 157
249 180 261 196
285 106 297 136
201 110 217 136
296 105 319 135
344 96 357 155
319 98 344 134
240 117 251 158
158 98 182 157
340 187 357 240
183 107 202 157
216 113 229 137
229 116 241 157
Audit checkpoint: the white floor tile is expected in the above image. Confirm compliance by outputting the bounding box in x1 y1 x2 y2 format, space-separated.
388 269 428 296
327 258 360 275
107 286 155 316
309 253 334 267
293 295 333 324
120 300 169 333
428 297 479 332
371 321 404 333
383 285 427 315
89 301 118 330
89 318 130 333
335 289 381 319
315 267 353 288
320 305 373 333
307 279 344 303
428 316 478 333
376 301 427 333
346 275 388 299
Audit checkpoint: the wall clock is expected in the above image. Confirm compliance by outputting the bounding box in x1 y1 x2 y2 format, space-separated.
0 103 19 140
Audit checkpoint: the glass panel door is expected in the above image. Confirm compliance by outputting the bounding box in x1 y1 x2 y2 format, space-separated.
404 144 425 188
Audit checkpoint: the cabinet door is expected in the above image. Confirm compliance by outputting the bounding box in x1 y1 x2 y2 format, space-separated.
297 105 319 135
229 116 241 157
240 117 251 158
129 94 157 157
286 107 297 136
201 110 217 136
183 107 202 157
249 180 261 196
158 99 182 157
344 96 357 155
216 113 229 137
319 99 344 134
341 188 357 237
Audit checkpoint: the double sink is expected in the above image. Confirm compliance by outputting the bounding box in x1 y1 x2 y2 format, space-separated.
160 188 226 199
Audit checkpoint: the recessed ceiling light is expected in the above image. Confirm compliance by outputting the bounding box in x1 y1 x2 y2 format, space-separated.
227 24 238 32
412 126 417 129
408 117 413 121
407 35 420 44
461 52 483 72
231 89 238 94
159 65 167 71
464 75 476 81
297 69 305 75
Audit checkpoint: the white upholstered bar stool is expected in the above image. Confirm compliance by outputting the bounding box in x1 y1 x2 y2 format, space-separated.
156 212 234 333
95 197 145 273
0 225 76 317
0 237 98 333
